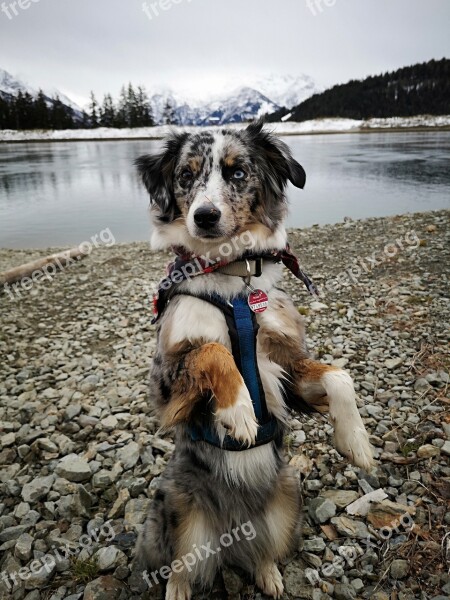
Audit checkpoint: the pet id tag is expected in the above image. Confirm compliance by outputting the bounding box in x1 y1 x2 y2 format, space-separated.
248 289 269 313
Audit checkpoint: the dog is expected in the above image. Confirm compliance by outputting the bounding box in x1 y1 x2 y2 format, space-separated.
133 120 373 599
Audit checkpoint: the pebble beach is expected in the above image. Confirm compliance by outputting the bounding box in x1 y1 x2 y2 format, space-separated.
0 209 449 600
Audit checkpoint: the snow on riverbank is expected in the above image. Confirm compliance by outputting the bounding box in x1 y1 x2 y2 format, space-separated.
1 115 449 142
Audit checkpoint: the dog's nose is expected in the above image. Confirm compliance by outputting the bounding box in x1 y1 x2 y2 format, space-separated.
193 206 221 229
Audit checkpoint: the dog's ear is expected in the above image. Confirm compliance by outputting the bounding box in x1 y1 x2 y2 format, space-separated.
135 132 188 222
245 119 306 189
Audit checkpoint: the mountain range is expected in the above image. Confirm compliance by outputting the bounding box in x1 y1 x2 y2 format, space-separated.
0 69 320 126
0 68 83 120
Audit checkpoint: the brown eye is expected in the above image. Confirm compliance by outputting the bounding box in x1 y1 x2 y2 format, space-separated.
180 169 193 181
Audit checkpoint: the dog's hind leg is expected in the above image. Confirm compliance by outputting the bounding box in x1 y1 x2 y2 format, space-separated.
255 561 284 599
254 466 300 598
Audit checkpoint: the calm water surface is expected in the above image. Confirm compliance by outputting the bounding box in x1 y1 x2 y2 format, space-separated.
0 131 449 248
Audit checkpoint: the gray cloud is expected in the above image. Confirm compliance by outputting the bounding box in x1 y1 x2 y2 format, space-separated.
1 0 449 106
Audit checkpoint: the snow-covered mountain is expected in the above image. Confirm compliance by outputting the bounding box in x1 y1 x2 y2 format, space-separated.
250 73 320 109
147 73 320 126
0 68 37 98
1 67 320 127
0 68 82 117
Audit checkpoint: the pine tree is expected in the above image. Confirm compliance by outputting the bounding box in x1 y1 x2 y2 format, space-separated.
100 93 115 127
126 83 139 127
162 98 177 125
136 86 154 126
114 85 128 128
34 89 50 129
89 91 99 128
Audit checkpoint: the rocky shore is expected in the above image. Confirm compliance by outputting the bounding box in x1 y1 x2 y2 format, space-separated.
0 210 449 600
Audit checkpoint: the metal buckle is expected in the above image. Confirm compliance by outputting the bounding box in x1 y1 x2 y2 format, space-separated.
244 259 252 286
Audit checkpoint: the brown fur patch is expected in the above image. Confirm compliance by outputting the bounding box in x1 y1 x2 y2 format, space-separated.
188 156 202 173
161 343 243 428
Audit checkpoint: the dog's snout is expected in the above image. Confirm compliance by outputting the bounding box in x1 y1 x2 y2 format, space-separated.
193 206 221 229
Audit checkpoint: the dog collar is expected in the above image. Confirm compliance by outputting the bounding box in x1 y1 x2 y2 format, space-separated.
151 244 318 323
217 257 263 278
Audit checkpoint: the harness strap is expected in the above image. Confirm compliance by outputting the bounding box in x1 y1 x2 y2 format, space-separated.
171 291 278 451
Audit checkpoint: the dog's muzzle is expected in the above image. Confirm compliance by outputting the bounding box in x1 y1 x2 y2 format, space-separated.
193 206 221 231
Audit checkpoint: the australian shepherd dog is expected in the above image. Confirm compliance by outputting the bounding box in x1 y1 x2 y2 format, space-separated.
133 120 373 599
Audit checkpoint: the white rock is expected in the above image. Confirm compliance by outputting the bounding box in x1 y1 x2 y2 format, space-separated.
94 545 127 571
55 454 92 482
310 301 328 312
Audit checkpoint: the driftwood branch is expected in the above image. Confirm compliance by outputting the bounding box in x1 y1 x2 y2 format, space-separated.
0 247 88 287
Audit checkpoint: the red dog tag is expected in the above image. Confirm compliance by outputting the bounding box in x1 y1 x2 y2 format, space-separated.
248 289 269 313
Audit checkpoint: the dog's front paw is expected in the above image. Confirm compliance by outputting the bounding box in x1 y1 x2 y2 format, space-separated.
334 422 374 471
324 370 374 471
215 384 258 447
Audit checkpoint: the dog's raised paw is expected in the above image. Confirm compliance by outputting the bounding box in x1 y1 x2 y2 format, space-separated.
215 383 258 446
334 423 374 471
255 561 284 599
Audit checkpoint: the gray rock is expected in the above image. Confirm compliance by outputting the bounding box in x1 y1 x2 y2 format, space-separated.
80 374 100 393
330 516 369 539
117 441 140 470
322 490 359 508
24 560 56 589
55 454 92 482
65 404 82 420
0 524 30 543
94 546 127 572
334 583 357 600
303 537 326 553
83 575 127 599
417 444 440 458
92 470 113 489
351 578 364 592
304 479 322 491
22 475 55 503
124 498 150 530
308 497 336 524
414 377 429 390
14 532 34 561
441 440 450 456
390 559 409 579
284 561 315 598
385 358 403 370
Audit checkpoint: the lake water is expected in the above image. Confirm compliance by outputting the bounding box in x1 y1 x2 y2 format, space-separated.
0 131 449 248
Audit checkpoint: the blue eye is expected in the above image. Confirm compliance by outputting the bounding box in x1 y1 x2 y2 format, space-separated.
232 169 246 180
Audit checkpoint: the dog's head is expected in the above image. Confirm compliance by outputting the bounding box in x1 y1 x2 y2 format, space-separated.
136 120 305 251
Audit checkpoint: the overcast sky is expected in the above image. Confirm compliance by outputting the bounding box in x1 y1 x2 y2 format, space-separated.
1 0 449 106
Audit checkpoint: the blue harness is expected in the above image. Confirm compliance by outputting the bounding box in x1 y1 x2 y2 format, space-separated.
175 293 280 451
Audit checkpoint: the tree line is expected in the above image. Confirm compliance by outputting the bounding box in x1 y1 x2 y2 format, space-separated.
0 83 178 130
268 58 450 122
